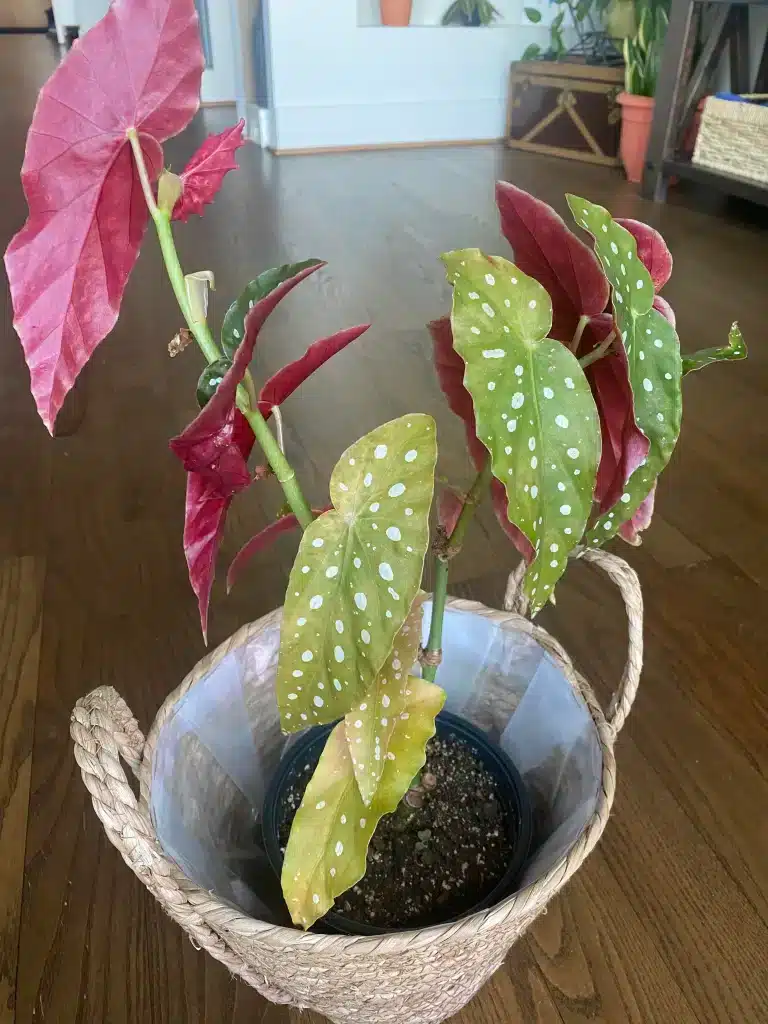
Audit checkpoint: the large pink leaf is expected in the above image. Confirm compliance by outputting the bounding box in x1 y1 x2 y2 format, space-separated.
173 119 246 222
170 262 323 492
4 0 204 431
615 218 673 292
618 483 656 545
579 314 650 513
184 411 255 640
495 181 610 343
257 323 371 415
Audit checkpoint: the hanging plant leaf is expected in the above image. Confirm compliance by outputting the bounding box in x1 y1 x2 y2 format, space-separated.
345 595 425 805
183 410 255 640
196 359 233 408
524 6 542 21
276 415 437 732
171 262 321 492
172 119 246 222
220 260 324 359
442 249 600 614
567 196 683 544
257 323 371 416
495 182 610 344
521 43 542 60
4 0 204 432
682 322 746 375
281 676 445 929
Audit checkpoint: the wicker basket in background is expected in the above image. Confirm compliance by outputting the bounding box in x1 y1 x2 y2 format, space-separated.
70 549 643 1024
693 95 768 185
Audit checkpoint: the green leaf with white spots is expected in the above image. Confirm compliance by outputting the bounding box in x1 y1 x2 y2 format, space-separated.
276 415 437 733
566 196 683 545
282 677 446 929
441 248 600 615
220 259 323 359
682 321 747 375
345 594 425 806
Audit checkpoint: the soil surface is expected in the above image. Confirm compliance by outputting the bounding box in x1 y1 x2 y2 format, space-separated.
277 733 517 930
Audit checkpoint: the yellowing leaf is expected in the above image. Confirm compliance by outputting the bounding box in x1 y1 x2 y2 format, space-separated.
345 594 425 806
277 415 437 732
282 676 446 929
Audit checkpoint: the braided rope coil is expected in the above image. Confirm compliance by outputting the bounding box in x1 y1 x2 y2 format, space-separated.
71 549 643 1024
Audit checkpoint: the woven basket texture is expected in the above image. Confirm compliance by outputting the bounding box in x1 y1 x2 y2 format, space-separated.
71 548 642 1024
693 95 768 184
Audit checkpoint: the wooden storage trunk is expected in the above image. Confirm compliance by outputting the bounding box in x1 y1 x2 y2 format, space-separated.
506 60 624 167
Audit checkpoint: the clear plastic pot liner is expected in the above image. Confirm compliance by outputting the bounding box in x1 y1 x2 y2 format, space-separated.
150 603 602 927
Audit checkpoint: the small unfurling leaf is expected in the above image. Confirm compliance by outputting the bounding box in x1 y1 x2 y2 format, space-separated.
682 322 746 375
172 119 246 222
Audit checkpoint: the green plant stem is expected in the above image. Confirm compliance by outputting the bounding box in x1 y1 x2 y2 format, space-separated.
579 330 616 370
421 459 493 682
126 129 315 530
569 314 590 353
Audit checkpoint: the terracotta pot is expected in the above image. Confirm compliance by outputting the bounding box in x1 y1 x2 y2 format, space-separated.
618 92 655 184
380 0 412 26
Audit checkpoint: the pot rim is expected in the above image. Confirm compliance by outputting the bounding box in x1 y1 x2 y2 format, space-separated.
617 91 656 108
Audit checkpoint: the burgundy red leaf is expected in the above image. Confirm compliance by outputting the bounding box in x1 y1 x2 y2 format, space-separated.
184 411 255 640
226 504 332 592
257 323 371 416
4 0 204 431
438 488 465 536
495 181 610 342
653 294 676 326
579 314 650 513
615 218 673 292
170 262 323 493
173 119 246 222
491 481 536 563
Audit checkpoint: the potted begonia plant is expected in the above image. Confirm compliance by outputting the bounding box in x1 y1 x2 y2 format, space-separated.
6 0 746 1019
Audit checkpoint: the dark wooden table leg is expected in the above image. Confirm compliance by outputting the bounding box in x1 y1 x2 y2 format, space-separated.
729 6 751 94
641 0 697 201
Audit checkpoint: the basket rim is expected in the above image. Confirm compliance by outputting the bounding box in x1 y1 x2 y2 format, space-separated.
138 596 617 954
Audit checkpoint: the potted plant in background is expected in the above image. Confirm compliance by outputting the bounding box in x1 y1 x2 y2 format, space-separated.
508 0 627 166
5 0 747 1020
618 0 669 182
380 0 412 26
442 0 501 26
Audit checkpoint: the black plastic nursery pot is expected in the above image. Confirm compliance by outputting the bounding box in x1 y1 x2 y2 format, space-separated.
263 710 532 935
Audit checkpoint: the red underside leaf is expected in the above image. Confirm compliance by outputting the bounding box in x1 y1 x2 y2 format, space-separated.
495 180 610 343
184 411 255 640
429 317 533 562
653 294 676 326
169 262 323 492
4 0 204 431
257 323 371 416
173 119 246 222
618 482 657 545
615 218 673 292
437 487 464 536
579 313 650 513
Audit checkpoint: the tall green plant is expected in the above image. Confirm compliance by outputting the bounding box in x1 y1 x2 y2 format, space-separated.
442 0 500 26
623 0 669 95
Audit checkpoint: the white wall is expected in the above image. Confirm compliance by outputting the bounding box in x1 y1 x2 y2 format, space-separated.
266 0 550 150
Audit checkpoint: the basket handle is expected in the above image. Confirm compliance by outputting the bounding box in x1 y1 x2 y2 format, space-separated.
71 686 296 1006
504 547 643 740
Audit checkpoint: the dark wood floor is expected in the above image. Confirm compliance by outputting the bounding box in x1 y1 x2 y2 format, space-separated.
1 35 767 1024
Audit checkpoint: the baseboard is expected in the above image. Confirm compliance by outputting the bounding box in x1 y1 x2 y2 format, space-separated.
0 26 48 34
271 97 508 152
272 138 503 156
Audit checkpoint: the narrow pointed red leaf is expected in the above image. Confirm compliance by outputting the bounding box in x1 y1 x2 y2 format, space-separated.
173 119 246 222
579 314 650 513
618 483 656 544
170 262 323 492
182 410 255 639
226 504 332 593
491 480 536 563
257 323 371 415
615 218 673 292
4 0 204 432
428 317 486 468
495 181 610 342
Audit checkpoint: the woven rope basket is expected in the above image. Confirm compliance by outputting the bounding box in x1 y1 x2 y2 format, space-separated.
71 547 642 1024
693 94 768 185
